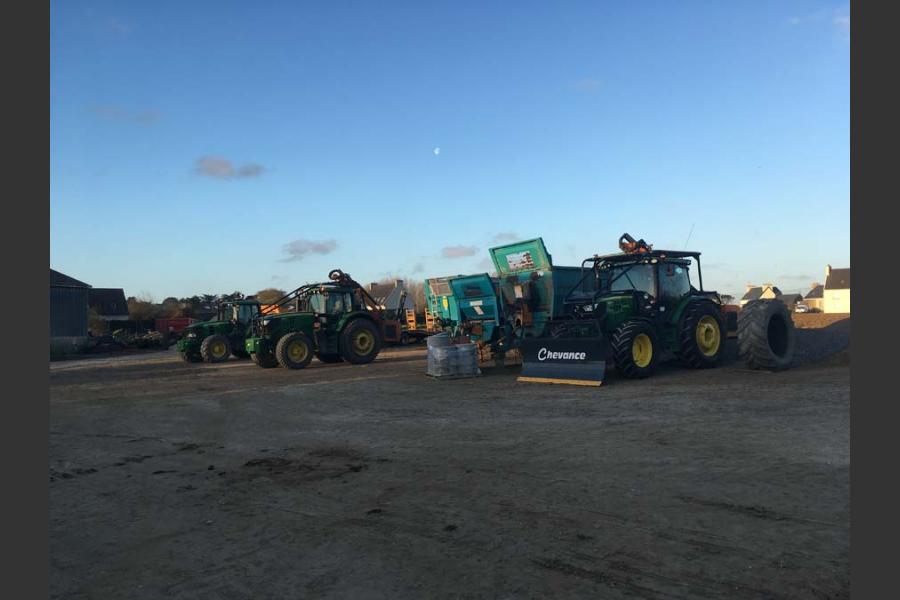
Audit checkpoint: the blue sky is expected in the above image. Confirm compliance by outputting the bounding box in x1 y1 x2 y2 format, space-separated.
50 1 849 300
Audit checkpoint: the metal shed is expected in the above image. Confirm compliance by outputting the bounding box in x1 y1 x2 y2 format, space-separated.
50 269 90 338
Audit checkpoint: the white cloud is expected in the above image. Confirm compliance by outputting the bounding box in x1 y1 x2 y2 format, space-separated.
492 232 519 242
279 239 338 262
194 156 265 179
441 245 478 258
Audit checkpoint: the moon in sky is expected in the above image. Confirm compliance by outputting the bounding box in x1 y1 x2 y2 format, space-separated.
432 147 440 156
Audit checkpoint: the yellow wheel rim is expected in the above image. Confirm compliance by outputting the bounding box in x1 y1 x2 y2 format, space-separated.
632 333 653 368
211 341 227 358
288 341 308 362
353 330 374 354
696 315 721 357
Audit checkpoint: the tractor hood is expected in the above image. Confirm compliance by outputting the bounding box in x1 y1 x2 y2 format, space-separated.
183 320 226 337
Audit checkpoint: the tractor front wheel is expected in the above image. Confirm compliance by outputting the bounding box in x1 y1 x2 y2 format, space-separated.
201 334 231 363
251 351 278 369
275 332 314 370
340 319 382 364
611 320 659 379
180 351 201 363
316 353 344 364
678 301 725 368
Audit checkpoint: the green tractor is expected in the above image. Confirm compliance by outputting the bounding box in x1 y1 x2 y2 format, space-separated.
244 269 406 369
510 234 794 385
176 299 262 363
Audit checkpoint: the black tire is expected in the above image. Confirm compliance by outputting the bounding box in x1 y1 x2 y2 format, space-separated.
180 351 201 363
677 301 726 368
251 351 278 369
275 332 314 370
611 320 659 379
316 353 344 364
737 300 795 370
340 319 382 364
200 334 231 363
400 332 410 345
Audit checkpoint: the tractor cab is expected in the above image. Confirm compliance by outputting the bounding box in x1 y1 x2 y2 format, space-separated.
216 300 261 325
595 255 695 312
565 242 716 331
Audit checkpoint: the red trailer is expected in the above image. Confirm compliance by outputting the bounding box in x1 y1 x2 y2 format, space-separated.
155 317 196 335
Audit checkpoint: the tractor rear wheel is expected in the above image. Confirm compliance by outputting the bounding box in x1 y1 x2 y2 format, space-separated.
316 353 344 364
251 351 278 368
340 319 382 364
275 332 314 370
201 334 231 363
611 320 659 379
677 301 725 368
737 300 795 370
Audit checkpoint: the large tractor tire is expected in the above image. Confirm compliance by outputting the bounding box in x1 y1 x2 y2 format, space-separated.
275 332 314 370
737 300 795 370
316 353 344 364
611 319 659 379
251 351 278 369
677 301 726 368
200 334 231 363
340 319 382 365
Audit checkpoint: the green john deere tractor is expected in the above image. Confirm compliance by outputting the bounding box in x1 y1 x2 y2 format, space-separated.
176 300 261 363
244 269 404 369
513 234 793 385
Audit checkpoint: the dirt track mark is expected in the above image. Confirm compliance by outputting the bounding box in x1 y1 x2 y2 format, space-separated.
234 454 370 486
676 495 843 527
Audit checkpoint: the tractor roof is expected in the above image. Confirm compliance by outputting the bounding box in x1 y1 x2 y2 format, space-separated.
592 249 701 263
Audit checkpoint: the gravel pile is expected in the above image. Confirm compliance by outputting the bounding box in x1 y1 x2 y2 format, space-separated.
792 316 850 365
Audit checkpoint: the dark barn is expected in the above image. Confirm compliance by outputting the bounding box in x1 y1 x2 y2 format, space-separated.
50 269 90 338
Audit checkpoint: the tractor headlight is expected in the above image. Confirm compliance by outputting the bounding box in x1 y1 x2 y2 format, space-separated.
186 331 198 339
262 319 271 327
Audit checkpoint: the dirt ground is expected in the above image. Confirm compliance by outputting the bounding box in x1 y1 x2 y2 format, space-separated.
50 325 850 599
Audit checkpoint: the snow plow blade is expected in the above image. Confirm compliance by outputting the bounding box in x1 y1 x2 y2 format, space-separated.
517 337 608 387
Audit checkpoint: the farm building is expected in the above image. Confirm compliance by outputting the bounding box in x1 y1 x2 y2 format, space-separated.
823 265 850 313
368 280 416 313
88 288 129 323
50 269 91 354
804 284 825 312
776 293 804 311
740 283 782 307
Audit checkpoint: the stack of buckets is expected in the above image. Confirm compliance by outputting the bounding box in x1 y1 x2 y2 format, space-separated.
426 333 480 379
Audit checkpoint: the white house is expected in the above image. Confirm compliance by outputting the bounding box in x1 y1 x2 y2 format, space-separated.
823 265 850 313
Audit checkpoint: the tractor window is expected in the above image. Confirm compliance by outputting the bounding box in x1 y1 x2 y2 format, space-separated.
659 263 691 303
306 293 324 314
236 304 258 323
608 264 656 297
325 293 353 314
